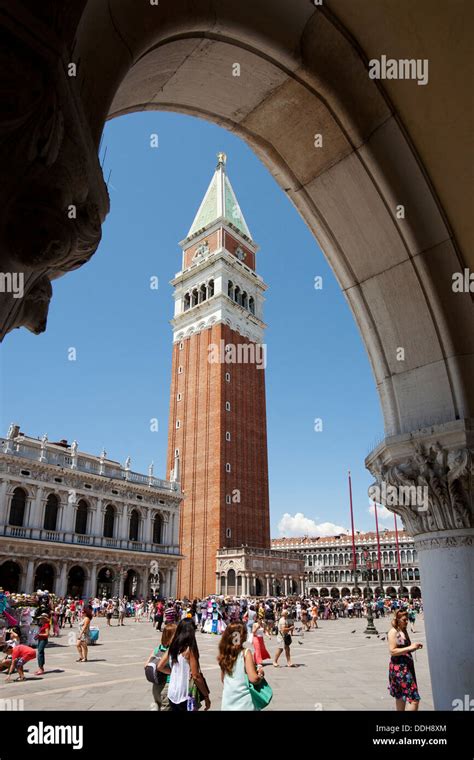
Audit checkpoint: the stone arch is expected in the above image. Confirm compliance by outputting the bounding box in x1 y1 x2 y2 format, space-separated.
152 513 163 544
386 586 397 598
75 499 90 535
129 508 140 541
319 587 329 597
67 565 86 597
124 568 139 598
227 568 236 595
43 492 60 531
0 560 22 593
65 0 471 447
410 586 421 599
309 587 318 596
103 504 116 538
34 562 56 593
8 487 28 527
97 566 115 597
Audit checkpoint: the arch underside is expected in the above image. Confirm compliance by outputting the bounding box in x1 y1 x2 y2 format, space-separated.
70 0 474 438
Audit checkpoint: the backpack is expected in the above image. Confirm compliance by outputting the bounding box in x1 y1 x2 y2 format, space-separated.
145 653 167 686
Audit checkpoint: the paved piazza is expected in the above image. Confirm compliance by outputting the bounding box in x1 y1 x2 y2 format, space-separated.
0 615 433 711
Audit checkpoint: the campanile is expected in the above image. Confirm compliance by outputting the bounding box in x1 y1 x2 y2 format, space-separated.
166 153 270 599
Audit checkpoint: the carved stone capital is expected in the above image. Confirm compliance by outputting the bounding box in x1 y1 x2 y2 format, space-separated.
366 421 474 536
0 3 109 340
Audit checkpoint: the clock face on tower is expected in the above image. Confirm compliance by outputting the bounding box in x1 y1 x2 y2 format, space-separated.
235 246 246 261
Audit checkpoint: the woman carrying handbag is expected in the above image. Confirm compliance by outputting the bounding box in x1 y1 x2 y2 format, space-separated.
218 623 272 711
158 619 211 712
273 609 295 668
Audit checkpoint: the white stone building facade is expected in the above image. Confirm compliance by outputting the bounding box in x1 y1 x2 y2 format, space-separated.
272 530 422 599
0 426 182 599
216 546 305 597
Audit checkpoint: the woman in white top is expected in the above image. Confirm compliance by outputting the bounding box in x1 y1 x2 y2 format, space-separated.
218 623 264 711
273 610 295 667
158 619 210 712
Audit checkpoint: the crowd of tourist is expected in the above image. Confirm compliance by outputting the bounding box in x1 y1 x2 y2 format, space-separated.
0 588 424 711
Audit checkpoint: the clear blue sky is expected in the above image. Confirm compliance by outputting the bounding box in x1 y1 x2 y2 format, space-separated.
1 112 387 537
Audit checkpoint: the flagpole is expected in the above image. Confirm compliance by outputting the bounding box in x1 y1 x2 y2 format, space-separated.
348 470 358 591
394 513 403 599
373 501 383 595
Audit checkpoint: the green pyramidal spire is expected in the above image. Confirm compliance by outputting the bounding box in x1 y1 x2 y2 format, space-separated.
186 152 253 241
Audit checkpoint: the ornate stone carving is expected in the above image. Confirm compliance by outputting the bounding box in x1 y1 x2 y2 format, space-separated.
414 534 473 551
0 6 109 340
368 442 474 535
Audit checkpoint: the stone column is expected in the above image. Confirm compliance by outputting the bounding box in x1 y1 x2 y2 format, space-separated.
118 505 129 542
91 499 103 537
251 573 256 596
366 422 474 710
25 559 35 593
31 486 44 530
224 573 228 597
118 569 126 598
143 509 152 545
265 574 270 596
157 512 165 545
62 491 77 535
58 561 68 596
0 480 9 525
170 513 179 546
169 567 175 597
84 563 97 599
283 575 288 596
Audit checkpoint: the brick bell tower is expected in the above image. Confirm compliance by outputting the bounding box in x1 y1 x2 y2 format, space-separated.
166 152 270 599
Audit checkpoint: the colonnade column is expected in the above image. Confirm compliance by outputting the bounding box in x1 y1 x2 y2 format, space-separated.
24 559 35 593
0 480 9 525
143 509 152 545
57 562 68 596
118 569 126 598
86 563 98 599
31 486 44 529
169 567 175 597
366 422 474 710
91 499 103 537
118 506 129 542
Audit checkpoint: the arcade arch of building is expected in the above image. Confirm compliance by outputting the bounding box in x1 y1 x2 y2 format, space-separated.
218 569 300 598
307 586 421 600
0 552 175 600
0 0 472 710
